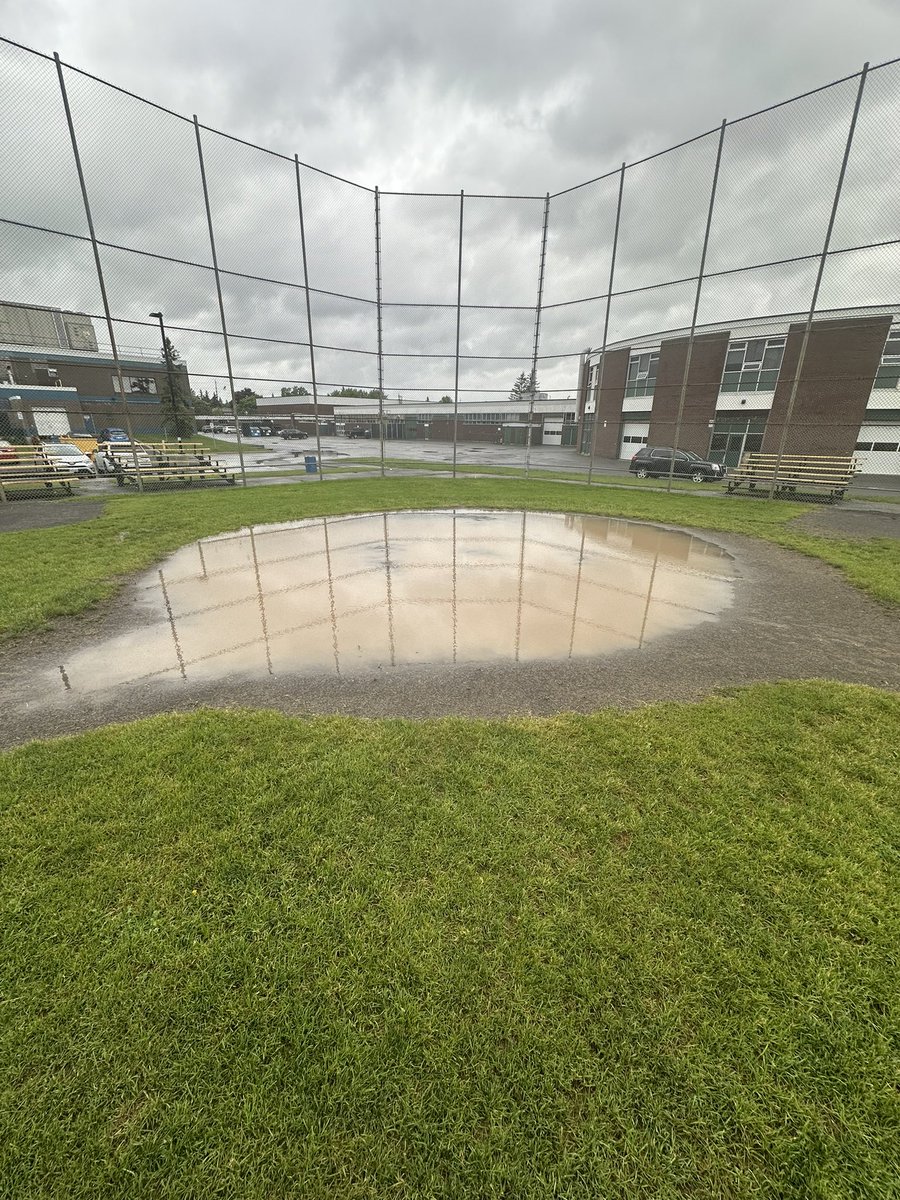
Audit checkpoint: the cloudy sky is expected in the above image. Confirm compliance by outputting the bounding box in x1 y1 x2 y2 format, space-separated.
1 0 898 402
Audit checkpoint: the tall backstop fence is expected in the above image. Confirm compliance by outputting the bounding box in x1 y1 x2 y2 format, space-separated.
1 37 898 495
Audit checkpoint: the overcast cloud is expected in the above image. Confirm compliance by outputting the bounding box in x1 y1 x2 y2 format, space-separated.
1 0 898 402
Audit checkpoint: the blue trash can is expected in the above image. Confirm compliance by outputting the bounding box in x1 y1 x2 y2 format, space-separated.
304 455 318 475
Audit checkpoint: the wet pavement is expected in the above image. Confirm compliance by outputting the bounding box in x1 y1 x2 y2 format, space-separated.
1 509 899 747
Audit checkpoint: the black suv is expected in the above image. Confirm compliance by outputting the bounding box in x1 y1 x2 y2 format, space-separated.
279 428 309 440
629 446 726 483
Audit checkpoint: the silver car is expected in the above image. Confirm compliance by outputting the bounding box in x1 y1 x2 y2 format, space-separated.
42 442 96 477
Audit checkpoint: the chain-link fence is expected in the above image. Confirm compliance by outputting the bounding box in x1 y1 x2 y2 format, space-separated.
1 37 898 499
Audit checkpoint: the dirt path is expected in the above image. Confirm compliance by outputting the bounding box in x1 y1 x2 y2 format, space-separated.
0 497 105 533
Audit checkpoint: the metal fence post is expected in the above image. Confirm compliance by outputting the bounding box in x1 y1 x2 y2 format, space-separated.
54 53 144 491
769 64 869 497
586 163 625 487
294 155 324 480
193 115 247 487
452 190 464 479
374 186 386 477
525 194 550 478
667 119 726 493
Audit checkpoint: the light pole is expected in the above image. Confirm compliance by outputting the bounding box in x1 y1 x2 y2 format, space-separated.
149 311 181 439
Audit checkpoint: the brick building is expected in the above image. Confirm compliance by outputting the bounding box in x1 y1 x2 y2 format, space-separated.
0 300 191 441
577 307 900 475
256 395 580 446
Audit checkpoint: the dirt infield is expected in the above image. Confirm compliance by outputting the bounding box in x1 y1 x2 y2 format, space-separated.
791 505 900 541
0 497 105 533
1 517 898 748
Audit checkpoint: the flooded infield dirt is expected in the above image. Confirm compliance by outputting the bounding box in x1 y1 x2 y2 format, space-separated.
44 510 734 697
6 506 900 747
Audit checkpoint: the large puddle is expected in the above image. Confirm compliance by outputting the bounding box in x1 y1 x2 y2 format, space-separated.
50 510 735 695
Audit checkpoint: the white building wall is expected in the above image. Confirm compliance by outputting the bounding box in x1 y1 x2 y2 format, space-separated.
622 394 653 413
714 391 774 411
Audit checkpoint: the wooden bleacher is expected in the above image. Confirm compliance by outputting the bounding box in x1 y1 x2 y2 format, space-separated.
0 444 77 500
105 441 236 489
725 453 859 502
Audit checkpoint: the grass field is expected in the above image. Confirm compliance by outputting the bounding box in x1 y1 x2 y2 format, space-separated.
1 681 898 1198
1 476 898 641
339 456 703 488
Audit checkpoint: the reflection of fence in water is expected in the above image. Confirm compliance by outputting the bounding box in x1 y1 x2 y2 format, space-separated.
51 512 735 692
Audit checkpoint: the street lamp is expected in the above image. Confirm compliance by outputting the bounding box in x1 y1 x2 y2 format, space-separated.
149 311 181 435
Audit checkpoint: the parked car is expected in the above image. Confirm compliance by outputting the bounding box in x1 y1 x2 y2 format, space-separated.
97 427 130 442
629 446 726 483
280 428 309 440
41 441 96 477
347 429 370 439
96 443 156 480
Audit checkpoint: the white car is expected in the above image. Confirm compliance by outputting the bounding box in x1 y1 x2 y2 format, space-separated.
96 444 155 474
42 442 96 477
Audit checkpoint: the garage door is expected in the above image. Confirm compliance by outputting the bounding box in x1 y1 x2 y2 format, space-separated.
855 427 900 475
619 422 649 460
32 409 71 437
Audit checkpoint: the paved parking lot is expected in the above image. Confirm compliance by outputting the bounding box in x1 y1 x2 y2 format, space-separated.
212 434 603 474
203 435 900 498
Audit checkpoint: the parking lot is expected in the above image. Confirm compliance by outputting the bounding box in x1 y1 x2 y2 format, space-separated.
204 433 603 474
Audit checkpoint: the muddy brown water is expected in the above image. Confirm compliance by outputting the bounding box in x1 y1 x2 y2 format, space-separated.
39 510 734 698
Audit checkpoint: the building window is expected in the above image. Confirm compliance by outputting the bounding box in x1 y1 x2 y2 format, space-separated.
115 375 158 395
720 337 785 393
462 413 506 424
624 352 659 398
873 328 900 390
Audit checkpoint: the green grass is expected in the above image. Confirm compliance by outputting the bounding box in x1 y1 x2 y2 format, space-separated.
341 456 704 489
2 477 899 640
1 681 897 1198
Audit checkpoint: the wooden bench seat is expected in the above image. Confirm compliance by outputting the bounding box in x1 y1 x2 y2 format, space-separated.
725 453 858 502
109 442 236 489
0 447 77 500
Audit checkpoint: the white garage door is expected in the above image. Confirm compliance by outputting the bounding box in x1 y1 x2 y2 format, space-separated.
32 408 71 437
855 426 900 475
620 422 649 460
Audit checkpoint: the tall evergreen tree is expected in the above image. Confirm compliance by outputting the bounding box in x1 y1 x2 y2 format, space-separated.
509 369 540 401
158 337 195 438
